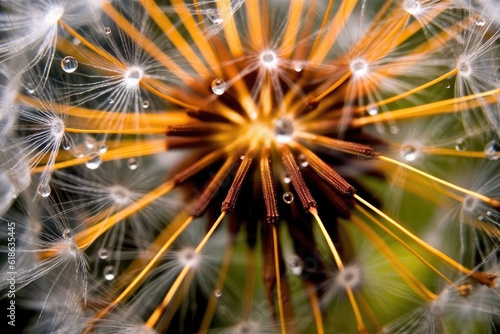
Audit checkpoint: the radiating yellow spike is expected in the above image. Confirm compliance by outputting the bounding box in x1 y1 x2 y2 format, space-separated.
272 225 287 334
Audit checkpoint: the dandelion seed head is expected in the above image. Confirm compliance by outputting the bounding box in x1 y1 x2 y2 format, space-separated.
336 264 363 290
44 6 64 25
108 185 131 205
50 117 65 139
350 57 369 78
404 0 422 15
177 247 199 267
124 66 143 87
260 50 279 70
273 116 294 143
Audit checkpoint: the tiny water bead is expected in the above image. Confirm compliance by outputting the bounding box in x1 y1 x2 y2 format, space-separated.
98 142 108 154
142 100 150 109
283 174 291 184
206 8 223 25
37 183 51 197
350 58 369 77
273 117 294 143
211 78 227 95
85 136 96 149
98 248 110 260
400 144 419 162
61 137 71 150
60 56 78 73
476 17 486 26
484 140 500 160
293 61 305 72
127 157 139 170
367 105 379 116
63 228 73 240
298 153 308 167
214 289 222 298
104 26 111 35
86 152 102 170
286 255 304 276
103 265 115 281
283 192 294 204
455 139 467 151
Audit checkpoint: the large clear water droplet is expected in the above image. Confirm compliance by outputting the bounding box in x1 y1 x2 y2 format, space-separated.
38 183 51 197
61 137 71 150
61 56 78 73
484 140 500 160
283 192 294 204
211 78 227 95
86 153 102 170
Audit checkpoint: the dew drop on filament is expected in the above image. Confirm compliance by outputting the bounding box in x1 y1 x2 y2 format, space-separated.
104 27 111 35
283 192 294 204
127 158 139 170
211 79 227 95
206 8 223 25
63 229 73 240
214 289 222 298
103 265 115 281
38 183 51 198
298 154 308 167
455 139 467 151
142 100 150 109
86 153 102 170
61 56 78 73
400 145 419 162
61 137 71 150
484 140 500 160
287 255 303 276
98 248 109 260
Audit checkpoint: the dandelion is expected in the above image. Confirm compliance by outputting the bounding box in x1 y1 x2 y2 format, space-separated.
1 1 500 334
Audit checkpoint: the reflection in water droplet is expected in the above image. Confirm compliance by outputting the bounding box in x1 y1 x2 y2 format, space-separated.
127 158 139 170
211 78 227 95
287 255 303 276
283 192 294 204
103 265 115 281
274 117 294 143
86 153 102 170
104 27 111 35
214 289 222 298
38 183 51 197
142 100 150 109
455 139 467 151
61 56 78 73
484 140 500 160
98 248 109 259
63 229 73 240
400 145 419 162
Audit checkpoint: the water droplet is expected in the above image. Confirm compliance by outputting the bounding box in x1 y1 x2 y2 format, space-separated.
293 61 305 72
287 255 303 275
98 248 109 259
476 18 486 26
127 158 138 170
401 144 419 162
298 154 308 167
445 83 451 89
37 183 51 197
103 265 115 281
62 137 71 150
283 192 294 204
455 139 467 151
142 100 150 109
104 26 111 35
367 105 378 116
109 98 115 104
484 140 500 160
389 125 399 134
73 148 84 158
211 78 227 95
283 174 291 184
274 117 294 143
214 289 222 298
206 8 223 25
261 51 278 69
125 67 143 87
71 37 81 46
85 136 96 149
86 153 102 170
63 229 73 240
98 142 108 154
240 155 245 160
61 56 78 73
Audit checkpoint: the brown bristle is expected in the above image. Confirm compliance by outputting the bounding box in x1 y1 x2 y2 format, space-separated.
260 147 279 224
221 148 255 212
